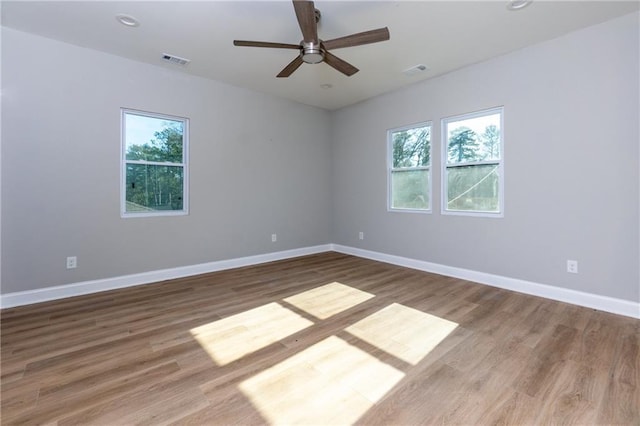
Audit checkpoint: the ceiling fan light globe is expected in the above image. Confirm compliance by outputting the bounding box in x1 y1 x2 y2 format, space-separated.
302 52 324 64
301 41 324 64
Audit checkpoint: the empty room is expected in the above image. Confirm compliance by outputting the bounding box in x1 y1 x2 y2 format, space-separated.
1 0 639 424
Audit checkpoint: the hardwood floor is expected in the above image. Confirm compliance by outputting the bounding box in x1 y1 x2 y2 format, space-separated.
1 252 638 425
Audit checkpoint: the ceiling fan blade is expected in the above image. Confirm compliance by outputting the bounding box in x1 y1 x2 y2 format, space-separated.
234 40 300 49
293 0 318 43
277 55 304 78
322 27 390 51
323 51 359 76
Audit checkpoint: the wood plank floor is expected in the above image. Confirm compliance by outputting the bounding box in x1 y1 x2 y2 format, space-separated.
1 252 638 425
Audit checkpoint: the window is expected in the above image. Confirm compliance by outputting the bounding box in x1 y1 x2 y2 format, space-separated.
388 122 431 212
121 109 189 217
442 107 503 216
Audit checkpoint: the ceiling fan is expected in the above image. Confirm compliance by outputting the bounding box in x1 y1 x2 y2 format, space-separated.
233 0 390 78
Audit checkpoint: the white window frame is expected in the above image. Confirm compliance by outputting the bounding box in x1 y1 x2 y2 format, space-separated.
441 107 504 218
387 121 432 213
120 108 189 218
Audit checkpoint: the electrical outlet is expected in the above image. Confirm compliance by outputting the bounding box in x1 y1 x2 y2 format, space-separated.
359 232 364 240
567 260 578 274
66 256 77 269
271 234 277 242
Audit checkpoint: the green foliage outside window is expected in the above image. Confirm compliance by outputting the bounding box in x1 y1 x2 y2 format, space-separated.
445 110 502 213
390 125 431 210
123 111 187 215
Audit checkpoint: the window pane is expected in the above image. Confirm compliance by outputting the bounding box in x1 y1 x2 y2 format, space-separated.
446 164 499 212
446 112 500 164
392 126 430 168
125 113 184 163
391 169 429 210
125 164 184 212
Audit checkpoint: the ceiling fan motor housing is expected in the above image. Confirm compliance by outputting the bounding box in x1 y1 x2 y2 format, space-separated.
301 41 323 64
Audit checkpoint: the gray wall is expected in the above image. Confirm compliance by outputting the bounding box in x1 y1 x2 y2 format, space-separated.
1 28 332 293
330 12 639 302
2 12 639 304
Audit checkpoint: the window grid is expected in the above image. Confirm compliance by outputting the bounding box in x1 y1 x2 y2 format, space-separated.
441 107 504 217
121 108 189 218
388 122 432 213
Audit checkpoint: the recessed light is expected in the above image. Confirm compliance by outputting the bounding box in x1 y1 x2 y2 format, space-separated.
116 14 140 27
506 0 532 11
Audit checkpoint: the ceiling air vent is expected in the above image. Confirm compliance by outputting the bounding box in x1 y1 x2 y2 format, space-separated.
162 53 191 66
402 64 429 77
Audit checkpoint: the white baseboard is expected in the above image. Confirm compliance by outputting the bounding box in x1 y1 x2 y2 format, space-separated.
0 244 332 309
2 243 638 319
331 244 640 319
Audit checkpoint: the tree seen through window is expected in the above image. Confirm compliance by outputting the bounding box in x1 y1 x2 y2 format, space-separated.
443 109 503 214
122 110 188 216
389 124 431 211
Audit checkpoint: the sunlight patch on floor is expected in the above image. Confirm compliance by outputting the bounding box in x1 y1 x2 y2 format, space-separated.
283 282 375 319
345 303 458 365
190 302 313 366
239 336 404 425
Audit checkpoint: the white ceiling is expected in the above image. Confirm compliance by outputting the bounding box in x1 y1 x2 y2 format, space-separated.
2 1 638 110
